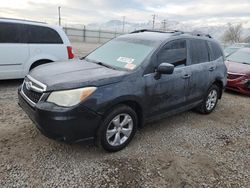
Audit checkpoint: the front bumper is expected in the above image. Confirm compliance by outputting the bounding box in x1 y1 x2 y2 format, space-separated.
226 79 250 96
18 89 102 142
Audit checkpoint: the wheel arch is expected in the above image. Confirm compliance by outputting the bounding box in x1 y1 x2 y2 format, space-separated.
29 59 54 71
212 79 224 99
23 54 58 76
102 98 144 128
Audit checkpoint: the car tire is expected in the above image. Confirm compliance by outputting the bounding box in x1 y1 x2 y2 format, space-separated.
96 105 138 152
196 85 220 114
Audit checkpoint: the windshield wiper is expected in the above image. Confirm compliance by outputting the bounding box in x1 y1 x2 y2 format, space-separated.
227 60 249 65
240 62 249 65
84 58 117 70
95 62 117 70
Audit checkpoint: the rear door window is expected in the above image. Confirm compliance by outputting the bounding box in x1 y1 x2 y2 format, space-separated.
207 41 224 61
157 39 187 68
27 25 63 44
0 22 27 43
189 39 209 64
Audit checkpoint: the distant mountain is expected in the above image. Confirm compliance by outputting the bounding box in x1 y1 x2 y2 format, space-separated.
86 19 250 41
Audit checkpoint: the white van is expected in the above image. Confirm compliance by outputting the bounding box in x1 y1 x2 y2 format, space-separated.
0 18 74 80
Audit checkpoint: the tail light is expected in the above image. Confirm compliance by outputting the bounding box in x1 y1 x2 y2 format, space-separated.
67 46 74 59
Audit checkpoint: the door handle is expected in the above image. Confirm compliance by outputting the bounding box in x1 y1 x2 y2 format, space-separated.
209 67 216 71
182 74 191 79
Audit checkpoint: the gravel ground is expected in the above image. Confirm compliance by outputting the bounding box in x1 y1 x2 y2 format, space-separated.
0 43 249 188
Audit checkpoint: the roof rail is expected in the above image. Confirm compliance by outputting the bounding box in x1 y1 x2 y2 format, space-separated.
176 31 212 38
130 29 212 38
130 29 180 34
188 31 212 38
0 17 46 24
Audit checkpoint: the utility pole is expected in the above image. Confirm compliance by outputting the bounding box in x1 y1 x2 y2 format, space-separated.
152 14 156 29
162 19 167 31
58 6 61 26
122 16 125 33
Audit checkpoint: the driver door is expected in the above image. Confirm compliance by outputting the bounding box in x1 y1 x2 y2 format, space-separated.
144 39 190 118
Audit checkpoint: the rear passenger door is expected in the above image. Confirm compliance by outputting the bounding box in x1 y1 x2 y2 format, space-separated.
207 41 225 83
186 39 211 103
0 22 29 79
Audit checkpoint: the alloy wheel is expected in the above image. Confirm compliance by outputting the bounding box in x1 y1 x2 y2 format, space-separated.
106 113 133 147
206 89 218 111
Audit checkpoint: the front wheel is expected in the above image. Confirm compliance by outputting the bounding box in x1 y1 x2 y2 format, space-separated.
96 105 138 152
196 85 219 114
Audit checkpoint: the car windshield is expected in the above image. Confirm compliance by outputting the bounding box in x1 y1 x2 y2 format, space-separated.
85 38 157 71
224 47 239 56
227 49 250 65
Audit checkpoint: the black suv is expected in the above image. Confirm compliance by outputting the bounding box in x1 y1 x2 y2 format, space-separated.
18 30 227 152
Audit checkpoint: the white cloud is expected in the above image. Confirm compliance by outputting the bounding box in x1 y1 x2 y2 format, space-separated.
0 0 249 28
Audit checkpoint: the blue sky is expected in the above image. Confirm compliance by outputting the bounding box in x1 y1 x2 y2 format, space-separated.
0 0 250 27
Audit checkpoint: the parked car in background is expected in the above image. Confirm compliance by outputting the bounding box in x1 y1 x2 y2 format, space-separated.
226 48 250 96
18 30 227 152
0 18 74 80
224 43 250 57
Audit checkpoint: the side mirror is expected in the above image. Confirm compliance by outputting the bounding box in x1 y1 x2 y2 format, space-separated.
155 63 174 79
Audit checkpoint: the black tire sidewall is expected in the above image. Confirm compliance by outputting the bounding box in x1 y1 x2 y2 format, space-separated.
97 105 138 152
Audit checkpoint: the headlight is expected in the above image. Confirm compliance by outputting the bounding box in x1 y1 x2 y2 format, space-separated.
244 78 250 86
47 87 97 107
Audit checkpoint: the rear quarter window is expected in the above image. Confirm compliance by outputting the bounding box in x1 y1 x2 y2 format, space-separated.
0 22 27 43
207 41 224 61
27 25 63 44
189 39 209 64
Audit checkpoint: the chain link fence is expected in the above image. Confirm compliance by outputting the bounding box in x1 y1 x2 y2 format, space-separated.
64 27 126 43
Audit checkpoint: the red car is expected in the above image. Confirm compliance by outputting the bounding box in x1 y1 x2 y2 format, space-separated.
225 48 250 96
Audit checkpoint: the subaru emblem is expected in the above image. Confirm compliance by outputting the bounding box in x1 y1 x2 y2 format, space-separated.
26 81 33 90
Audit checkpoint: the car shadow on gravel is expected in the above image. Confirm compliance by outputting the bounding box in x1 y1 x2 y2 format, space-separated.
0 79 23 89
225 89 249 98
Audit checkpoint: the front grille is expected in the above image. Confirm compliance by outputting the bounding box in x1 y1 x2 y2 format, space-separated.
21 76 46 105
22 84 43 104
227 74 243 80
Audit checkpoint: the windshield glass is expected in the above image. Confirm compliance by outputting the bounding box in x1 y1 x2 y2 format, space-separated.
224 47 239 56
227 49 250 65
85 38 157 70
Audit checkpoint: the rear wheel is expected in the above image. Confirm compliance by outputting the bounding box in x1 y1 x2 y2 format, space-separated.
196 85 219 114
97 105 137 152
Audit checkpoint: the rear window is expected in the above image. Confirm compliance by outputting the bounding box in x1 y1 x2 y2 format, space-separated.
0 22 27 43
27 25 63 44
189 39 209 64
208 41 224 61
0 22 63 44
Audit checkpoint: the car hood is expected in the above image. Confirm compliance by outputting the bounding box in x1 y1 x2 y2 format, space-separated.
225 61 250 75
29 60 128 91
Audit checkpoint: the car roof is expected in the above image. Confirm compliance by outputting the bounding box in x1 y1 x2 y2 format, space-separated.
0 17 62 30
0 17 47 25
118 30 215 44
119 32 174 43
